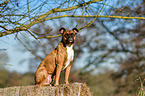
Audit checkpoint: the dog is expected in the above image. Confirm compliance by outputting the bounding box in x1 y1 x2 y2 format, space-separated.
35 27 79 86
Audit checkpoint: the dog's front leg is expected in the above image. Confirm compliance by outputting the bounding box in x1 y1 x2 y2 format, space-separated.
54 63 63 86
65 63 71 84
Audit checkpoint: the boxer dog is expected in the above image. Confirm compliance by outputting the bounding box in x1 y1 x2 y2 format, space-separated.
35 27 79 86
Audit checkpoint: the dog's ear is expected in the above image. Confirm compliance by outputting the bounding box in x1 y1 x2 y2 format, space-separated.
59 27 66 34
72 28 79 34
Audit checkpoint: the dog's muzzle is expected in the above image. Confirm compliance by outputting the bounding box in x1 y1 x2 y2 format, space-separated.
69 37 73 42
66 37 74 44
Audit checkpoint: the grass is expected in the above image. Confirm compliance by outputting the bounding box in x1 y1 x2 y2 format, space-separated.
137 77 145 96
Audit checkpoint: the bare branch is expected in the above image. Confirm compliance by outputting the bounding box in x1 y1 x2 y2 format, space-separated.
16 36 42 61
100 21 126 51
37 34 61 39
0 0 103 37
0 0 9 7
0 25 8 31
0 27 27 37
0 0 9 13
44 15 145 20
0 0 144 38
23 0 103 29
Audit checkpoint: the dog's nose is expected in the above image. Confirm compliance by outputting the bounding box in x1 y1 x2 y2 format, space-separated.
69 38 73 42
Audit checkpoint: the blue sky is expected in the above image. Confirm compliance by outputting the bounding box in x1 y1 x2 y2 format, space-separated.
0 35 30 73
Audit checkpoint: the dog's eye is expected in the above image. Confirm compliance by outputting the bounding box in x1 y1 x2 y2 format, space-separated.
65 34 69 37
71 33 74 36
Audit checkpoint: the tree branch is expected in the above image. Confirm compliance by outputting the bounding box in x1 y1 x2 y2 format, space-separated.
16 36 42 61
37 34 61 39
1 15 144 37
0 0 103 37
0 27 27 37
0 0 144 38
44 15 145 20
100 21 126 51
0 0 9 7
23 0 103 29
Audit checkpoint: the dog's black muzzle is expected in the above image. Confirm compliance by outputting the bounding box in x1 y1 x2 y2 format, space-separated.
65 34 74 44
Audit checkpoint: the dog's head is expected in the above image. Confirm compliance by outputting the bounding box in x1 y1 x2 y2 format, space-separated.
59 27 79 45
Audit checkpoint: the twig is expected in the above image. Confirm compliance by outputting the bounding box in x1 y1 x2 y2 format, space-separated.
16 36 42 61
37 34 61 39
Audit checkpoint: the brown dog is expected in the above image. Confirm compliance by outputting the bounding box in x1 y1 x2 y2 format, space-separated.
35 27 79 86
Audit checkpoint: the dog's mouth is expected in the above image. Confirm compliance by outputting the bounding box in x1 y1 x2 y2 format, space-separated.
69 40 73 43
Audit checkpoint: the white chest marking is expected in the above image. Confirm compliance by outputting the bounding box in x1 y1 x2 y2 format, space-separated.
63 45 74 70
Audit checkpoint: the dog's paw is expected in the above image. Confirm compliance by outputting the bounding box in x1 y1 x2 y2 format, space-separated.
42 83 52 86
65 82 69 85
54 84 59 87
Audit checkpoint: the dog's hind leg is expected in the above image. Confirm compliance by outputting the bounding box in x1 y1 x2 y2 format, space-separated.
41 74 52 86
35 67 52 86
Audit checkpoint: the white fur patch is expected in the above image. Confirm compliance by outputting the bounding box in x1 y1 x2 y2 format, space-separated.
62 45 74 70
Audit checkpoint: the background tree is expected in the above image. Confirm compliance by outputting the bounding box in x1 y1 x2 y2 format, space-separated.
0 0 145 95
